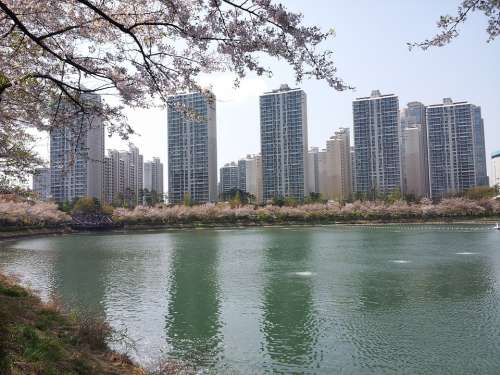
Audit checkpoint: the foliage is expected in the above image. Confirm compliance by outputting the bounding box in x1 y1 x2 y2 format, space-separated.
230 191 241 209
464 185 497 200
112 198 500 225
0 196 70 227
143 189 163 206
0 273 146 374
72 196 101 215
183 192 193 207
0 0 348 179
271 196 286 207
304 192 327 204
410 0 500 50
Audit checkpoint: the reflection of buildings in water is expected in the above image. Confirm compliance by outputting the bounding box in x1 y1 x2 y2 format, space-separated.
51 236 110 317
165 231 223 367
260 230 319 370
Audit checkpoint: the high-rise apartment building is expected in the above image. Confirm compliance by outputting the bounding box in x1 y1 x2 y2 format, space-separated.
325 128 352 201
260 84 308 202
402 126 427 197
144 157 164 202
353 90 401 197
472 106 489 186
492 150 500 188
427 98 488 198
167 92 217 204
50 93 104 203
103 144 143 206
400 101 429 196
238 159 247 193
32 168 51 200
219 162 240 196
245 154 263 204
306 147 320 194
350 147 357 195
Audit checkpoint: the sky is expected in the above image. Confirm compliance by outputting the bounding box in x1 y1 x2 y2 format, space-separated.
34 0 500 185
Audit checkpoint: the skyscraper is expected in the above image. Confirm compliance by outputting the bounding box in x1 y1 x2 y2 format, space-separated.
400 101 429 196
219 162 239 196
245 154 263 204
103 144 144 206
492 150 500 188
32 168 51 200
353 90 401 197
402 126 426 197
167 92 217 204
260 84 308 202
306 147 320 194
427 98 488 199
350 147 357 195
237 159 247 193
472 106 489 186
326 128 352 201
50 93 104 203
144 157 164 202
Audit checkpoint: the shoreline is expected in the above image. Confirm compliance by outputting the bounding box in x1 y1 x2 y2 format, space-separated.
1 217 499 241
0 273 147 375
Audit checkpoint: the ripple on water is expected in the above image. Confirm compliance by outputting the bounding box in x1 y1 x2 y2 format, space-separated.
456 252 478 255
390 260 411 264
290 271 316 277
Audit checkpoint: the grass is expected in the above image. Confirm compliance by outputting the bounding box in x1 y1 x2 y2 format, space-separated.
0 273 146 375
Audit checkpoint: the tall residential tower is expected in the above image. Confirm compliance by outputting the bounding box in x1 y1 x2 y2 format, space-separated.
50 93 104 203
260 84 308 202
167 92 217 204
353 90 401 197
427 98 488 198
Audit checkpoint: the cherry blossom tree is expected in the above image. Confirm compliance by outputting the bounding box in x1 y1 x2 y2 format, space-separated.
410 0 500 50
0 0 348 182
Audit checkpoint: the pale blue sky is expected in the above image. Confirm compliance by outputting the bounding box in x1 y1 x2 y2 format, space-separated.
35 1 500 182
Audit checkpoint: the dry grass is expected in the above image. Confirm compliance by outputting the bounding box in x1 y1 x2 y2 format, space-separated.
0 273 146 375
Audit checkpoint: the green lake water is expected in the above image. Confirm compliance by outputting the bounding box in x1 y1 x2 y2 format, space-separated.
1 224 500 374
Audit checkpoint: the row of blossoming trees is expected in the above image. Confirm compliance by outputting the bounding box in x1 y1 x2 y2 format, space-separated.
112 198 500 226
0 196 70 228
2 195 500 229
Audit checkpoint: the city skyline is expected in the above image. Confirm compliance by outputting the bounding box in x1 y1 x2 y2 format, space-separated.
29 0 499 191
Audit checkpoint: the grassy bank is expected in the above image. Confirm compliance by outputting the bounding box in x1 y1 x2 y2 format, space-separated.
0 274 146 375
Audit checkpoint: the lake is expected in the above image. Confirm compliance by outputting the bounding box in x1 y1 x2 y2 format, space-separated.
1 225 500 374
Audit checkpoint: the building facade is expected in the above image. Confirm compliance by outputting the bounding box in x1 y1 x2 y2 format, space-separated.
219 162 240 197
472 106 489 186
350 147 357 195
50 93 104 203
260 84 308 202
167 92 217 204
353 90 401 197
103 144 143 206
325 128 352 201
492 150 500 188
427 99 487 199
245 154 263 204
400 101 429 196
402 126 427 197
144 157 164 203
306 147 320 195
32 168 51 200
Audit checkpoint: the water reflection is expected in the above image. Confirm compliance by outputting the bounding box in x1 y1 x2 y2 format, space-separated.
51 236 110 317
260 230 320 372
165 231 223 368
357 253 494 311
